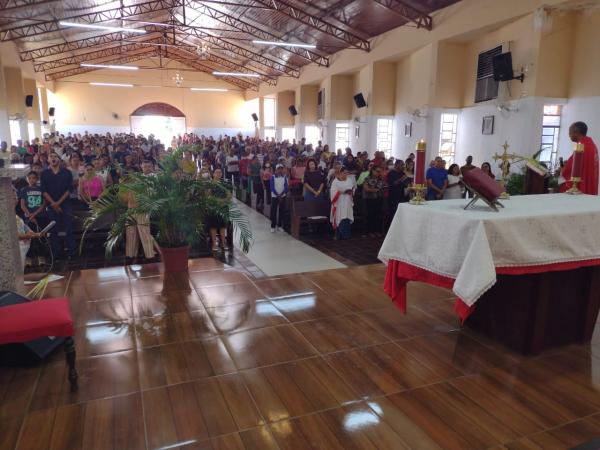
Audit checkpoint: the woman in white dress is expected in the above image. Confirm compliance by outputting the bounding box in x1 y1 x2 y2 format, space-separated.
444 163 463 199
330 167 355 240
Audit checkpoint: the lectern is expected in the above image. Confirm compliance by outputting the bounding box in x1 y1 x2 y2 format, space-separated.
524 161 547 194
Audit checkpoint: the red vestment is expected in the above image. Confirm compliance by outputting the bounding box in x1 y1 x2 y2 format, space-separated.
560 136 599 195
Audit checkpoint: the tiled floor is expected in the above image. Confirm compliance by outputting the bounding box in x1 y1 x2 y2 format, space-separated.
4 260 600 449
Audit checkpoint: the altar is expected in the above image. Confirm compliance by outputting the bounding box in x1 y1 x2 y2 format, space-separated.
379 194 600 354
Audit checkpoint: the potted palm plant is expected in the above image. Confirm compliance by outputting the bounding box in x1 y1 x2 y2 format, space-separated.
83 149 252 272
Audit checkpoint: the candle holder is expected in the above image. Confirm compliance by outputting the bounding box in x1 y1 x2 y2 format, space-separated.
409 183 427 205
566 143 584 195
566 176 582 195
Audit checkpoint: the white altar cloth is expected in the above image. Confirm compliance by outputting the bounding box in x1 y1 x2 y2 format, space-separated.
378 194 600 306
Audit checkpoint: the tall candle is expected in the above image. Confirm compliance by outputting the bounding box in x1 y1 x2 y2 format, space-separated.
415 139 426 184
572 142 584 178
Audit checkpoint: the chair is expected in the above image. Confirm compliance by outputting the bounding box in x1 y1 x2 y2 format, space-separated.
0 298 78 391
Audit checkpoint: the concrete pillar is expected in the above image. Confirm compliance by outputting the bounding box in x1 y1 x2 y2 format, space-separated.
0 57 10 146
4 66 27 144
0 175 23 291
24 78 40 141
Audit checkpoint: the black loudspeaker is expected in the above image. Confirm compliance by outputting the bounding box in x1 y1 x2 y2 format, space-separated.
353 93 367 108
492 52 514 81
0 291 65 365
492 52 524 82
49 107 55 117
288 105 298 116
251 113 258 122
25 95 33 107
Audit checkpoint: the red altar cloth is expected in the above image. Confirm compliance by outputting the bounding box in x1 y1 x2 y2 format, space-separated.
384 258 600 323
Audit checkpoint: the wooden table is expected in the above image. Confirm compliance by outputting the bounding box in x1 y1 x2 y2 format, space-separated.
464 265 600 354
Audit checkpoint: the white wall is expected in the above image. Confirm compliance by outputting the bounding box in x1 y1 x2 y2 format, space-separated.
559 96 600 159
455 97 549 171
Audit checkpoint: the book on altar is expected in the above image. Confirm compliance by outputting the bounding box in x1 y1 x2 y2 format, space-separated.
462 167 504 202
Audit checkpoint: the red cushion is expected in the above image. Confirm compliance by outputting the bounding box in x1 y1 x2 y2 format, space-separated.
463 167 503 201
0 298 73 344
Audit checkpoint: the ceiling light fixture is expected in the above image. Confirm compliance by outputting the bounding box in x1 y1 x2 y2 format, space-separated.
252 40 316 49
191 88 228 92
81 63 138 70
90 82 134 87
212 71 260 78
173 72 184 87
59 21 146 33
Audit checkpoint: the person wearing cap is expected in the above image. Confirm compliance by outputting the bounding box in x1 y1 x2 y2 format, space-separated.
269 163 289 232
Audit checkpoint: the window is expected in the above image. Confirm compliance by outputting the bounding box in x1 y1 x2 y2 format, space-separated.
27 122 35 140
263 98 275 128
9 120 21 144
335 123 349 151
263 128 276 140
475 45 502 103
304 125 320 147
263 97 276 140
438 113 458 165
281 127 295 142
538 104 562 168
37 87 44 122
376 118 393 158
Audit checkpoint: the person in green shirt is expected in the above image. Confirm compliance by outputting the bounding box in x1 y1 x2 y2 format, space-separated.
357 162 374 186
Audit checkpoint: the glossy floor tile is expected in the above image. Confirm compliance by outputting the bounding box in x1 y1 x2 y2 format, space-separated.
6 260 600 450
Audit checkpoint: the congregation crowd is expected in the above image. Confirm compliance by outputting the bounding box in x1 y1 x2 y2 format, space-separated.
4 131 499 266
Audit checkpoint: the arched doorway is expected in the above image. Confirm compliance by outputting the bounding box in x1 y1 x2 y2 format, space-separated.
130 102 186 147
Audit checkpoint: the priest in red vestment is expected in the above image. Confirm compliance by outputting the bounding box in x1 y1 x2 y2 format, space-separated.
560 121 599 195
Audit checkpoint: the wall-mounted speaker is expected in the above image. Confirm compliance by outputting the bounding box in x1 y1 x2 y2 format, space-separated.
288 105 298 116
48 107 55 117
492 52 524 82
25 95 33 107
251 113 258 122
353 93 367 108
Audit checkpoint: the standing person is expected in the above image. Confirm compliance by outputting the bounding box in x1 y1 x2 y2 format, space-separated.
560 121 599 195
330 167 355 240
444 163 463 199
303 158 324 201
68 153 84 208
41 152 76 259
269 164 289 232
248 155 263 209
261 160 273 206
481 162 495 179
387 160 409 219
207 167 230 252
19 171 47 229
79 163 104 204
226 149 240 185
362 166 385 234
426 157 448 200
460 155 476 175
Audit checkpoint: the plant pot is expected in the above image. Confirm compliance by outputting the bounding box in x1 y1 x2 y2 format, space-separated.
159 245 190 272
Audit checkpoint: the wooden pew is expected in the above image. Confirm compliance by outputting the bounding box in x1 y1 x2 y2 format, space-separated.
290 198 330 239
